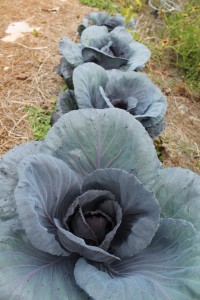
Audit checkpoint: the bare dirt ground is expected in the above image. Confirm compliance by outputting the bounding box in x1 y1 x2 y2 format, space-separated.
151 65 200 173
0 0 200 174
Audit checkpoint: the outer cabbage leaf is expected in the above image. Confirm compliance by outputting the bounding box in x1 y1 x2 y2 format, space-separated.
56 90 77 117
55 57 73 82
80 26 110 49
109 26 134 45
73 63 108 109
39 109 161 189
0 219 87 300
0 142 41 221
56 37 84 82
74 218 200 300
56 57 70 75
153 167 200 231
15 154 81 256
77 12 135 35
59 37 84 67
144 118 166 139
51 90 77 125
123 41 151 71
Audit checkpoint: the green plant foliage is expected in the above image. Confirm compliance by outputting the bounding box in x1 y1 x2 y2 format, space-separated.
24 102 56 140
80 0 119 12
162 2 200 90
60 83 68 92
32 28 39 37
121 6 137 24
120 0 143 14
80 0 144 14
154 136 168 162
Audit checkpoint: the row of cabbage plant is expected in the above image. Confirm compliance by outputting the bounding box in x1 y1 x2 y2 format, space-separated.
52 11 167 139
0 11 200 300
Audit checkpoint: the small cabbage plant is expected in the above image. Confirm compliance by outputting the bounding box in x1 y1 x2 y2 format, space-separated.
77 12 135 36
53 63 167 138
56 26 150 84
1 109 200 300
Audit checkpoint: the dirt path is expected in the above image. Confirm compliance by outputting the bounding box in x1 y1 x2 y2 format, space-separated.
0 0 200 174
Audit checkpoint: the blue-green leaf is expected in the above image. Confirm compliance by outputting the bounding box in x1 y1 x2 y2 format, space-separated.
0 219 87 300
55 57 74 81
0 142 41 221
81 26 109 49
73 63 108 109
39 109 161 188
144 118 166 139
154 167 200 230
74 218 200 300
56 90 77 119
123 41 151 71
15 154 81 256
59 37 84 67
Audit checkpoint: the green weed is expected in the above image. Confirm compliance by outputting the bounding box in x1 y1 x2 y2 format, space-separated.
24 101 56 140
80 0 118 12
161 2 200 90
154 136 168 162
120 0 143 14
196 160 200 170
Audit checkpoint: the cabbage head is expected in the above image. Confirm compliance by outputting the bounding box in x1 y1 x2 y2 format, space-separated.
77 12 135 36
56 26 150 84
54 63 167 138
1 109 200 300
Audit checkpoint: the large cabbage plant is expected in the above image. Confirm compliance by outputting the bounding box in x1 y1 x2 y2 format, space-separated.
1 109 200 300
53 63 167 138
56 26 150 84
77 12 135 36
